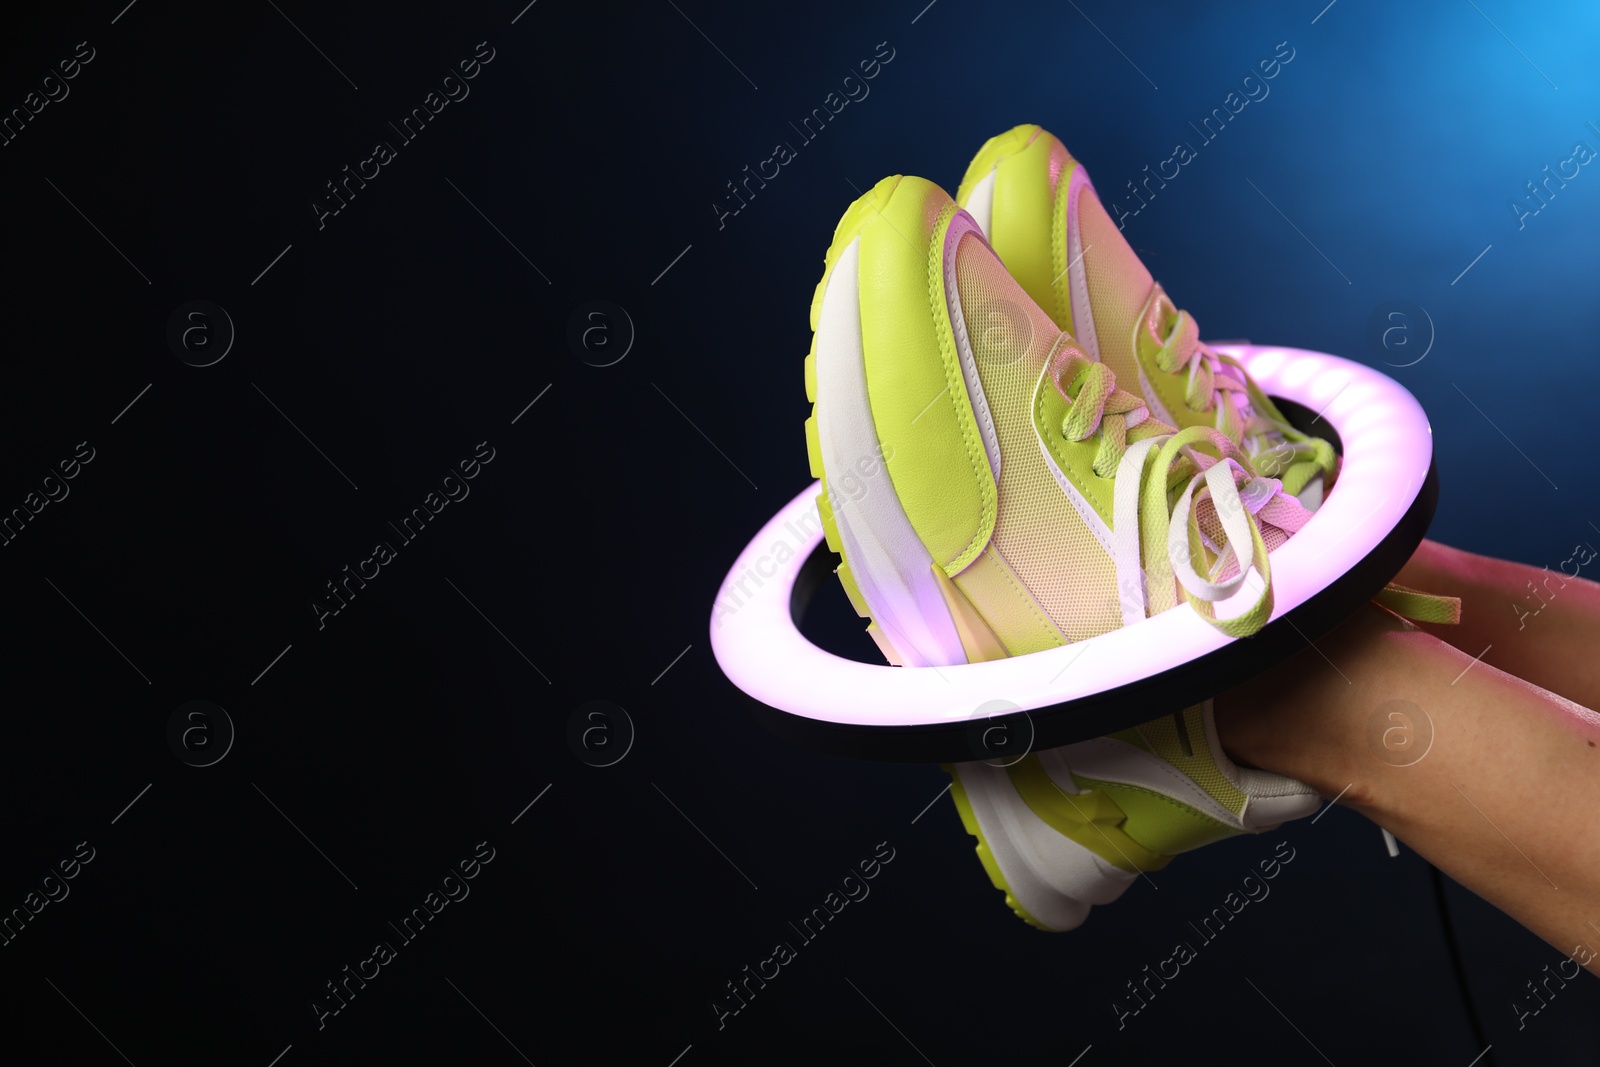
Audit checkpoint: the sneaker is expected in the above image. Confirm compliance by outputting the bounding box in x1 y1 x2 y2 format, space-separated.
803 174 1320 930
947 704 1318 931
954 124 1337 507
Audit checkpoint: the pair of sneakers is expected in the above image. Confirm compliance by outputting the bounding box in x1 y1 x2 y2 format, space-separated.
803 125 1341 931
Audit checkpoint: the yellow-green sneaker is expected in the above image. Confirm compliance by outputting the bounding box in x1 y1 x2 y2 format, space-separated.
803 174 1320 931
955 124 1337 507
804 172 1313 665
946 704 1318 932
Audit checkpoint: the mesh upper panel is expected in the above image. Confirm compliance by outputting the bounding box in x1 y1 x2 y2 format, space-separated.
1076 183 1155 390
954 233 1120 641
1130 705 1247 815
1046 138 1071 195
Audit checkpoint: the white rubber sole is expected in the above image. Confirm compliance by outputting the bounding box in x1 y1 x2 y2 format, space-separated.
962 171 995 238
813 236 968 668
951 758 1138 932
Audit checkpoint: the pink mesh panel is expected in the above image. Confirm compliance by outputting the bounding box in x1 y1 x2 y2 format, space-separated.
953 233 1121 641
1047 138 1072 194
1076 183 1155 391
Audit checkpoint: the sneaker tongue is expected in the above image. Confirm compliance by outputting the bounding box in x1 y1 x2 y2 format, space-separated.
1076 179 1256 424
1074 176 1157 390
953 230 1068 381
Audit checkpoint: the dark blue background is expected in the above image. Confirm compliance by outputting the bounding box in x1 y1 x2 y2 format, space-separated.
0 1 1595 1064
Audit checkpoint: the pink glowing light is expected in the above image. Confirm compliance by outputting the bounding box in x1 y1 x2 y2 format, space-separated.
709 347 1431 728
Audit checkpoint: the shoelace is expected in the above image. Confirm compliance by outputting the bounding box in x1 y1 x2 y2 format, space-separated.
1055 353 1154 477
1052 350 1460 638
1137 287 1339 499
1052 350 1309 638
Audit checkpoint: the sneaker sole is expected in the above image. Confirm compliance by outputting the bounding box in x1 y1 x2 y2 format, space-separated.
806 176 903 666
804 176 968 668
945 763 1055 931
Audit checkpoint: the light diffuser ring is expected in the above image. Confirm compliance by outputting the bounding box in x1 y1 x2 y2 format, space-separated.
710 347 1435 762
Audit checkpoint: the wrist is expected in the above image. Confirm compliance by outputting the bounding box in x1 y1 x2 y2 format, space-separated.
1215 604 1425 806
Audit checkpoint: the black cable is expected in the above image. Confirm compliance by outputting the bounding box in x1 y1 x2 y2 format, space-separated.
1430 861 1495 1066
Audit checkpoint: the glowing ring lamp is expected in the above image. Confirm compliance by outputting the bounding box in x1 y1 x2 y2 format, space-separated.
711 346 1437 763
